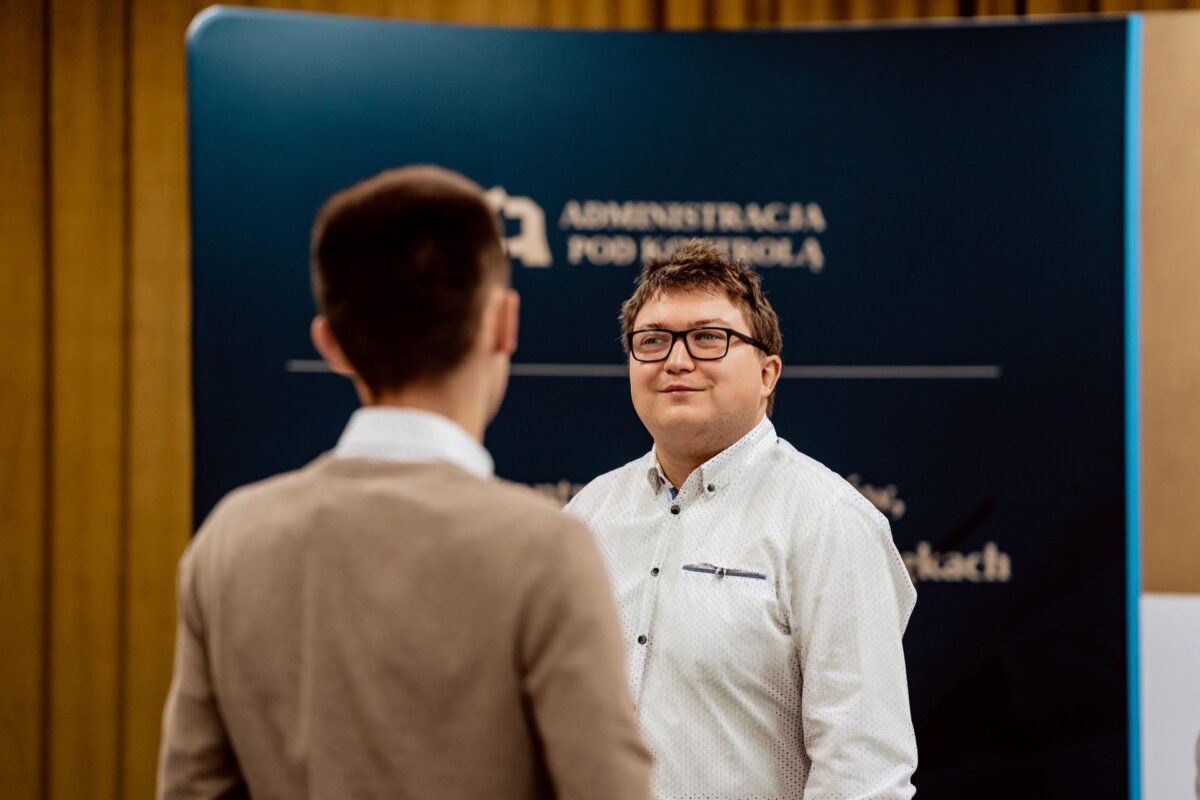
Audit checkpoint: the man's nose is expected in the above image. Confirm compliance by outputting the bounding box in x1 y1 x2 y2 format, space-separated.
664 336 694 372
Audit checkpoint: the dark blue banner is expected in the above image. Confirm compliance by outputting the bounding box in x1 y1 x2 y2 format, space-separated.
189 10 1136 797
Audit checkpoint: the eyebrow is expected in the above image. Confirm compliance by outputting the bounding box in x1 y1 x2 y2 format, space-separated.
636 318 732 329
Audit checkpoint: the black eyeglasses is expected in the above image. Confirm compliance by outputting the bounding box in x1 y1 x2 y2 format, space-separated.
626 327 771 363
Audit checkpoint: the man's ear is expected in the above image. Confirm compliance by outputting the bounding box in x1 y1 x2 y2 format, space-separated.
311 315 356 377
491 288 519 356
760 353 782 399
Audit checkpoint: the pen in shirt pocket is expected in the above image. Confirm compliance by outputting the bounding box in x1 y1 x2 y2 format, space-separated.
682 562 768 581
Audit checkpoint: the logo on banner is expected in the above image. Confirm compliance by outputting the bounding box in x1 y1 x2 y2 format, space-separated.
847 475 1013 585
560 198 828 272
847 473 906 521
485 186 553 268
484 189 829 272
902 542 1012 584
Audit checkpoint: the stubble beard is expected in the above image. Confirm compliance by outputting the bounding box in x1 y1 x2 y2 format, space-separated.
648 402 760 466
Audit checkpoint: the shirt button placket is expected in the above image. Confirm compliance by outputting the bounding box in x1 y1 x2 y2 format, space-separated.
634 498 677 699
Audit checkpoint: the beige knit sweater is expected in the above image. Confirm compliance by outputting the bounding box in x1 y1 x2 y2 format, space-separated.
157 456 652 800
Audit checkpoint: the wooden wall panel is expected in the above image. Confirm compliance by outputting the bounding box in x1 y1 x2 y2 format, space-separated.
614 0 656 27
778 1 843 23
383 0 442 21
664 0 705 27
969 1 1020 14
1141 12 1200 594
545 0 616 26
0 0 49 797
47 0 129 797
711 0 751 27
122 1 203 796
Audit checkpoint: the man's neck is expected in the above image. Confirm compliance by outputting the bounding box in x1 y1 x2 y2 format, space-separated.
654 413 765 491
655 448 714 493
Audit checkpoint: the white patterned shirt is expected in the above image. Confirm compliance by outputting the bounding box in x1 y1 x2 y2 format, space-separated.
566 416 918 800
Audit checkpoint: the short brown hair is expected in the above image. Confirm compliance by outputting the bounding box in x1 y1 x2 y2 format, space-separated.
311 165 508 395
621 239 783 413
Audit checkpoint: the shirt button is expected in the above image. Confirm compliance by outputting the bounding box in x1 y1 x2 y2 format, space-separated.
706 483 716 493
650 567 660 576
637 634 648 645
670 504 680 515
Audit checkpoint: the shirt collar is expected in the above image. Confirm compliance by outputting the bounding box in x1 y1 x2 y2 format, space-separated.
646 461 669 492
333 407 494 480
644 415 776 496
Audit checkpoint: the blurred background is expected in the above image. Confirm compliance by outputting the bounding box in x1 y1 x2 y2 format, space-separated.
3 1 1199 799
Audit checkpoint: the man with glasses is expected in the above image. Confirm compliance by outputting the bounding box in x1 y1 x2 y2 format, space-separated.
566 239 918 799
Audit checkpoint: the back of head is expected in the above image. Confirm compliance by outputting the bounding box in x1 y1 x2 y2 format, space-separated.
311 165 508 396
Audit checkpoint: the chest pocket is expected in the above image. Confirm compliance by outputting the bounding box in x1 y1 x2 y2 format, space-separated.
660 561 788 680
682 562 768 581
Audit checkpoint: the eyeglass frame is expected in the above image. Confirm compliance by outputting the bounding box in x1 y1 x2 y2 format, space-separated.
625 326 773 363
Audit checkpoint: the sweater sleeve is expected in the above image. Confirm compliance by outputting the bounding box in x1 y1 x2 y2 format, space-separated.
519 517 654 800
156 540 248 800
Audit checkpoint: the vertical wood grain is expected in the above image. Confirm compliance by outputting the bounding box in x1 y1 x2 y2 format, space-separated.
712 0 751 26
47 0 130 796
0 0 49 797
663 0 706 27
121 1 203 796
385 0 442 20
780 0 869 22
971 0 1022 14
614 0 657 27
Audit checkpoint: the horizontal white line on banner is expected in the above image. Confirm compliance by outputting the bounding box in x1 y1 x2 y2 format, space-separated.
285 360 1001 380
782 365 1002 379
285 359 338 373
511 363 627 377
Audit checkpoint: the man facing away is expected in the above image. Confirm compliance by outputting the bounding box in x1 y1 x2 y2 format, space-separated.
157 166 652 800
566 239 918 799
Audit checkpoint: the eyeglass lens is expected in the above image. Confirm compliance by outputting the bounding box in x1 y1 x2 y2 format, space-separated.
631 328 729 360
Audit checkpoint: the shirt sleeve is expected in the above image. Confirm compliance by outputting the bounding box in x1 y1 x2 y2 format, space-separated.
791 494 919 800
518 518 654 800
156 543 248 800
